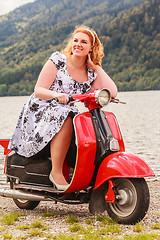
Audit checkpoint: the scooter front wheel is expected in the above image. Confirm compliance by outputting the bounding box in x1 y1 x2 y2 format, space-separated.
105 178 150 224
10 181 40 210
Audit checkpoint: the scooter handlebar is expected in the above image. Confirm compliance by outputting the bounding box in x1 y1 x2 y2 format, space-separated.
54 92 126 105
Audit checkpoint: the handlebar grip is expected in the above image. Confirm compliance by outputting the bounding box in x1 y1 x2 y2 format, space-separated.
68 96 73 103
54 96 73 104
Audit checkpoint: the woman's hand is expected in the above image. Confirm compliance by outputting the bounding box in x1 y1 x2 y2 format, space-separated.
54 92 69 104
86 53 97 70
86 54 118 98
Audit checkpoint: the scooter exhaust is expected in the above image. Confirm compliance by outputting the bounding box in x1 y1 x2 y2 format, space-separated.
0 189 51 201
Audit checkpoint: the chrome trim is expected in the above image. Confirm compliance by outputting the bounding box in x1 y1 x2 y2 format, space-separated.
95 89 111 106
0 189 51 201
10 165 25 169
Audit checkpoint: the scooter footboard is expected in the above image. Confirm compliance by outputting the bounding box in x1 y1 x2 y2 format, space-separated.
94 152 155 190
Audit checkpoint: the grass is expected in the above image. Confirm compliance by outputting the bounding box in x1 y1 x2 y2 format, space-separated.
96 214 116 225
132 222 144 232
66 214 79 224
0 226 5 231
2 233 13 239
16 218 49 232
28 228 44 237
53 234 79 240
30 219 49 230
0 211 160 240
151 222 160 230
16 237 27 240
8 218 49 239
2 231 27 240
15 237 27 240
41 211 56 218
25 219 49 238
104 224 122 233
69 223 82 232
123 232 160 240
0 211 25 225
16 224 30 230
85 217 94 225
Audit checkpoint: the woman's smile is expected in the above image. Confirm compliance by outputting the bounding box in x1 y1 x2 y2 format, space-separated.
74 47 83 52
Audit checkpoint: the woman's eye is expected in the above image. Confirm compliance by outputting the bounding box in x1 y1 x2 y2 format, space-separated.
73 39 87 44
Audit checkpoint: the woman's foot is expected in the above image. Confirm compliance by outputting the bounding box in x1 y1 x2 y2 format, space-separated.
49 172 69 191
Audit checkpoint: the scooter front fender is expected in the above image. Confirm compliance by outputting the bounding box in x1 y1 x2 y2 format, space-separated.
94 152 155 190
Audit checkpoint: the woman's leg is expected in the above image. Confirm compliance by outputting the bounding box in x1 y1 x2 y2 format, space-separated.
50 117 73 186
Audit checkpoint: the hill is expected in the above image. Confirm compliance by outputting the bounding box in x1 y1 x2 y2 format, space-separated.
0 0 159 96
101 0 160 91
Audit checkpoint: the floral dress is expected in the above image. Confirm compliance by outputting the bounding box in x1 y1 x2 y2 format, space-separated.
8 52 98 157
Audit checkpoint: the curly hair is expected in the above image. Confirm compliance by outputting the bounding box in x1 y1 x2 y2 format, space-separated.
61 25 104 67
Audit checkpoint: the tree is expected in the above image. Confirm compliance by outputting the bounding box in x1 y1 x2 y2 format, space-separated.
0 84 7 96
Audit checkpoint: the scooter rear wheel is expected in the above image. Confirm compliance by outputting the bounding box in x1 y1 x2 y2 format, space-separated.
10 181 40 210
105 178 150 224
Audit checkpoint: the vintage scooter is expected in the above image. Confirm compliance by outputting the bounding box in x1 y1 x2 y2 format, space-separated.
0 89 155 224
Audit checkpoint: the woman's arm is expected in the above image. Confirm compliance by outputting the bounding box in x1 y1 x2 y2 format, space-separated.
91 65 118 98
86 54 118 98
34 60 69 103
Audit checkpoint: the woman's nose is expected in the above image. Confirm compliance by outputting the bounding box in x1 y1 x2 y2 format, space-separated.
76 41 81 46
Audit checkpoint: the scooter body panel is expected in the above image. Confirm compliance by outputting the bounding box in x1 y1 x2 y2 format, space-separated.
94 151 155 190
66 112 97 192
0 140 10 154
0 140 11 173
5 152 52 186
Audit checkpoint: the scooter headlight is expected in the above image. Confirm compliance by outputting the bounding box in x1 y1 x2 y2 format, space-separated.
95 89 111 107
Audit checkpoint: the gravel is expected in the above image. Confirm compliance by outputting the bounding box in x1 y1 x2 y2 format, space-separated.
0 180 159 239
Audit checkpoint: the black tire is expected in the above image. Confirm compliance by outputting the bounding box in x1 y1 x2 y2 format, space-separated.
10 181 40 210
105 178 150 224
13 198 40 210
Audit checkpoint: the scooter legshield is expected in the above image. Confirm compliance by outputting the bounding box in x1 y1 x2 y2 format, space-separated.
65 112 97 193
94 151 155 190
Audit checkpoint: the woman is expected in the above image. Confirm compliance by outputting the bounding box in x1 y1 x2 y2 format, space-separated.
8 25 117 191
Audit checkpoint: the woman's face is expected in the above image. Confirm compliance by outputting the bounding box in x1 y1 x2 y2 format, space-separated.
71 32 92 57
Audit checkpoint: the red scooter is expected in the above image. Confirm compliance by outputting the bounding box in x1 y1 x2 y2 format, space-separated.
0 89 155 224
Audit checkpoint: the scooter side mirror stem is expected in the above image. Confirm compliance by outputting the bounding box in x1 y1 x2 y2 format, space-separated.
111 98 126 104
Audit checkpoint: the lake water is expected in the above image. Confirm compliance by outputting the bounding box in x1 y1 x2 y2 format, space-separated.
0 91 160 188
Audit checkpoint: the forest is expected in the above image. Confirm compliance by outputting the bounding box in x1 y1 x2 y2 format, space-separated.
0 0 159 96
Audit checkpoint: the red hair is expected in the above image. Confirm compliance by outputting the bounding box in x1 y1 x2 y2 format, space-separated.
62 25 104 67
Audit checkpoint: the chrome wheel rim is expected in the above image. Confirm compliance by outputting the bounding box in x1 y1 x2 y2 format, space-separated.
108 179 137 217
